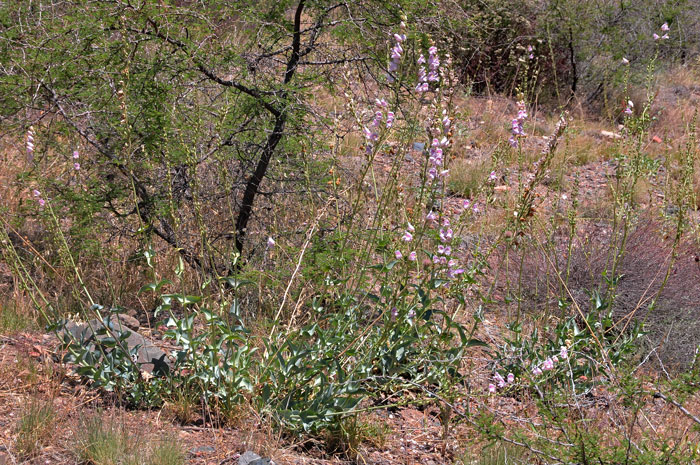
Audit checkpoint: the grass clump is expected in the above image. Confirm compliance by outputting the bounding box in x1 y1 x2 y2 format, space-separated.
0 302 35 334
14 398 56 458
75 414 184 465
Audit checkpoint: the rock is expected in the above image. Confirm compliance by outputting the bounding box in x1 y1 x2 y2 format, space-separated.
189 445 216 455
600 130 622 140
60 314 171 375
239 451 275 465
412 142 425 152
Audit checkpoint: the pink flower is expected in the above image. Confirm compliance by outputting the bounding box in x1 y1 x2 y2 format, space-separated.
661 33 669 40
622 57 629 64
439 228 453 242
386 111 395 128
408 251 417 261
402 231 413 242
38 198 45 207
507 373 514 383
407 222 415 232
363 127 378 141
267 237 275 248
495 372 506 388
533 367 542 376
417 54 426 65
560 346 568 360
427 167 437 180
74 163 80 170
446 267 464 279
426 211 438 222
661 22 670 32
73 150 79 159
488 384 496 393
33 189 41 198
395 250 403 259
393 33 406 43
653 33 660 40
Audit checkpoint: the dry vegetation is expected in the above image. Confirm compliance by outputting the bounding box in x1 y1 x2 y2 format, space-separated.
2 1 700 463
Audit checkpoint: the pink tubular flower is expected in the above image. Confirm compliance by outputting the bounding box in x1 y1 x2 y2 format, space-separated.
653 33 660 40
267 237 275 248
661 33 669 40
488 383 496 393
417 54 426 65
495 372 506 388
395 250 403 259
73 150 79 159
38 198 45 207
426 211 438 222
402 231 413 242
560 346 568 360
533 366 542 376
507 373 515 383
407 222 415 232
408 251 417 261
364 127 379 142
427 167 437 180
661 22 669 32
386 111 395 128
439 228 453 242
33 189 41 198
74 163 80 170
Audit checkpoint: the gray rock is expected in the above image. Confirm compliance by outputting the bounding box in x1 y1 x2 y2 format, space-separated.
239 451 274 465
60 314 171 375
189 445 216 454
412 142 425 152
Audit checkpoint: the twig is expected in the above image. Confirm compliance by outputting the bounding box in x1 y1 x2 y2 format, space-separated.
654 391 700 425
